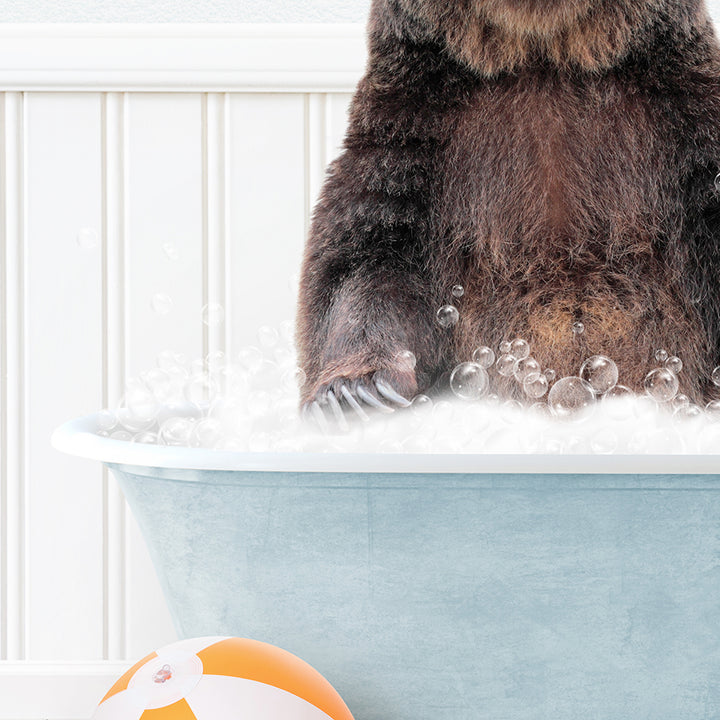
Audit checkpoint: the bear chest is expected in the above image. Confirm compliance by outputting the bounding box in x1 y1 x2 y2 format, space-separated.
439 74 681 265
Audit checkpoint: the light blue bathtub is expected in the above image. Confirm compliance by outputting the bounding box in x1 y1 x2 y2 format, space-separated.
53 414 720 720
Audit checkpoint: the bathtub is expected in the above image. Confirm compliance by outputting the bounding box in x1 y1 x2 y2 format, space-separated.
53 413 720 720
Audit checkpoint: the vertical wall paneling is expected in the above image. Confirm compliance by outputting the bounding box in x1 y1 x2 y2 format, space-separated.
25 93 105 660
227 94 307 353
1 91 25 661
326 94 353 164
102 91 127 662
203 93 229 361
305 93 327 240
123 92 202 657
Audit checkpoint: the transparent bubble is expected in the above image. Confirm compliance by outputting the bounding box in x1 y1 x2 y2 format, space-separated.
432 399 455 423
450 362 489 401
499 399 523 424
190 418 224 448
705 399 720 420
472 346 495 369
205 351 226 372
156 402 202 426
451 285 465 299
185 373 218 406
509 339 530 361
715 172 720 193
411 394 433 416
436 305 459 328
644 367 679 402
665 356 683 374
132 431 158 444
77 227 99 249
142 368 173 403
655 349 669 363
273 345 296 368
674 403 703 421
124 381 159 423
237 346 264 374
523 373 549 398
115 406 155 433
96 409 118 432
713 367 720 387
601 385 634 420
514 356 541 384
151 293 173 315
572 321 585 335
671 394 690 411
496 354 519 377
257 325 279 349
202 302 225 326
162 241 179 261
159 417 196 446
544 369 557 382
579 355 618 395
591 428 619 454
547 376 596 420
110 430 133 441
394 350 417 372
281 366 306 394
499 341 512 354
528 402 551 418
247 390 270 417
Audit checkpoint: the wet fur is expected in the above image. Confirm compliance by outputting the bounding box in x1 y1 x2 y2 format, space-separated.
296 0 720 405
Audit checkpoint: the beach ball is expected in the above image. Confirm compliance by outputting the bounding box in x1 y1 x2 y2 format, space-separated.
92 636 355 720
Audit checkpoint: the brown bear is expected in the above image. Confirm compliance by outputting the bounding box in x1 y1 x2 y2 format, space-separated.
296 0 720 423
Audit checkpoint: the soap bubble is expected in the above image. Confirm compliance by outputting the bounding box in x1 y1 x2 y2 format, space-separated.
572 321 585 335
451 285 465 298
547 376 595 420
450 362 489 400
124 381 159 423
159 417 196 446
184 373 218 406
665 356 683 374
132 431 158 444
579 355 618 395
411 394 433 416
472 346 495 369
77 227 99 249
202 302 224 326
162 241 179 260
713 367 720 387
190 418 223 448
514 356 541 384
509 339 530 361
205 351 226 372
655 349 669 363
591 428 619 454
151 293 173 315
544 369 556 382
496 354 519 377
281 366 306 393
110 430 133 441
523 373 549 398
674 403 703 421
257 325 279 349
671 394 689 412
644 367 679 402
715 172 720 193
394 350 417 372
436 305 459 328
96 410 118 432
499 341 512 354
237 346 264 374
705 399 720 419
500 399 523 424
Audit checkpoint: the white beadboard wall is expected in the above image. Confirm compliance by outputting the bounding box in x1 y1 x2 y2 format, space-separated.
0 25 363 719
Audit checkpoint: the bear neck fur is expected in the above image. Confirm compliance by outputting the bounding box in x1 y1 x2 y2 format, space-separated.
370 0 711 76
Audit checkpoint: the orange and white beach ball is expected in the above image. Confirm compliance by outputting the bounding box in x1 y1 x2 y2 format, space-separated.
92 636 355 720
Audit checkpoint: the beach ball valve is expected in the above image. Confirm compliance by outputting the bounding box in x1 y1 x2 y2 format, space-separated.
92 636 355 720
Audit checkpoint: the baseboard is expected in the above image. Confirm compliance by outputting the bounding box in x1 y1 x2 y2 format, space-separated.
0 23 367 92
0 662 130 719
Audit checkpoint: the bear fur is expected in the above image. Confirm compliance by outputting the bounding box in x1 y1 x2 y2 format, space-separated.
296 0 720 413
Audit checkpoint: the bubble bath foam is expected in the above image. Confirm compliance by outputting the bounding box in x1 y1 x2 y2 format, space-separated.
53 416 720 720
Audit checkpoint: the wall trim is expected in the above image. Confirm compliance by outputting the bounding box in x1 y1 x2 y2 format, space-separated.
0 661 130 719
0 24 367 92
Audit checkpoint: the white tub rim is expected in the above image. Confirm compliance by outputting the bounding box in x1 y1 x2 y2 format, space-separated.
51 412 720 475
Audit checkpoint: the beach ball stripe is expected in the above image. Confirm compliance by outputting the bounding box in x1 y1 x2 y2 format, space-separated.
92 636 354 720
